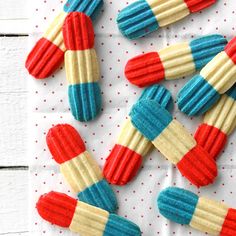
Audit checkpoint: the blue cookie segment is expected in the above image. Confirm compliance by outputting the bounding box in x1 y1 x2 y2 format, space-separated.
64 0 104 21
117 0 159 40
190 35 227 70
78 179 117 213
177 75 220 116
130 100 173 141
157 187 199 225
68 82 102 122
104 213 141 236
226 84 236 100
139 85 174 112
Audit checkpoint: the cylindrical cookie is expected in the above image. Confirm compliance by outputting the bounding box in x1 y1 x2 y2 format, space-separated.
46 124 117 213
130 99 217 187
195 84 236 159
178 37 236 116
25 0 103 79
103 85 173 185
63 12 102 122
158 187 236 236
125 35 227 87
37 191 141 236
117 0 216 40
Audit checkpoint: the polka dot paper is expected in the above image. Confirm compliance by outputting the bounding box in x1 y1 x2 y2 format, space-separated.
28 1 236 235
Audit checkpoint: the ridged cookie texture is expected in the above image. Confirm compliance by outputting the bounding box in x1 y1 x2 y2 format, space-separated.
130 100 217 187
117 0 216 40
138 84 173 111
103 85 173 185
195 84 236 160
63 0 104 21
63 12 101 122
125 35 227 87
46 124 117 213
25 0 103 79
158 187 236 236
36 191 141 236
178 36 236 116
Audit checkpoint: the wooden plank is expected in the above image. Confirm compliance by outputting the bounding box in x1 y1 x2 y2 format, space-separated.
0 37 28 166
0 20 29 35
0 0 29 34
3 233 29 236
0 0 29 19
0 171 28 235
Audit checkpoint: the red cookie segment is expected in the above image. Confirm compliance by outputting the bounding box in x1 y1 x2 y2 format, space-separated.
177 145 217 187
46 124 86 164
103 145 142 185
25 38 64 79
225 37 236 65
184 0 216 13
63 12 94 51
221 208 236 236
125 52 165 88
194 124 227 160
36 191 77 227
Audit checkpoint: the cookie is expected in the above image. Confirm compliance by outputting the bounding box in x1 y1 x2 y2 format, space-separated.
103 85 173 185
37 191 141 236
158 187 236 236
195 85 236 159
117 0 216 40
46 124 117 213
25 0 103 79
63 12 101 121
178 37 236 116
130 99 217 187
125 35 227 87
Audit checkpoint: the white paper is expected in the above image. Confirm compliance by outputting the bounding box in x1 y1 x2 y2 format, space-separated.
29 1 236 235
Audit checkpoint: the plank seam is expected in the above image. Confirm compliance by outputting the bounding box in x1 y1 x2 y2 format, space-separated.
0 34 28 37
0 231 29 235
0 166 29 170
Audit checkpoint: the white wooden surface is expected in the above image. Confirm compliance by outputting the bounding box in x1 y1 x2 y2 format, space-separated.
0 0 29 34
0 0 29 235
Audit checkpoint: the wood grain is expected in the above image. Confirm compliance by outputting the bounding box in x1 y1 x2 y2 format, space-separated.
0 171 28 234
0 0 29 34
0 37 28 167
0 1 29 234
